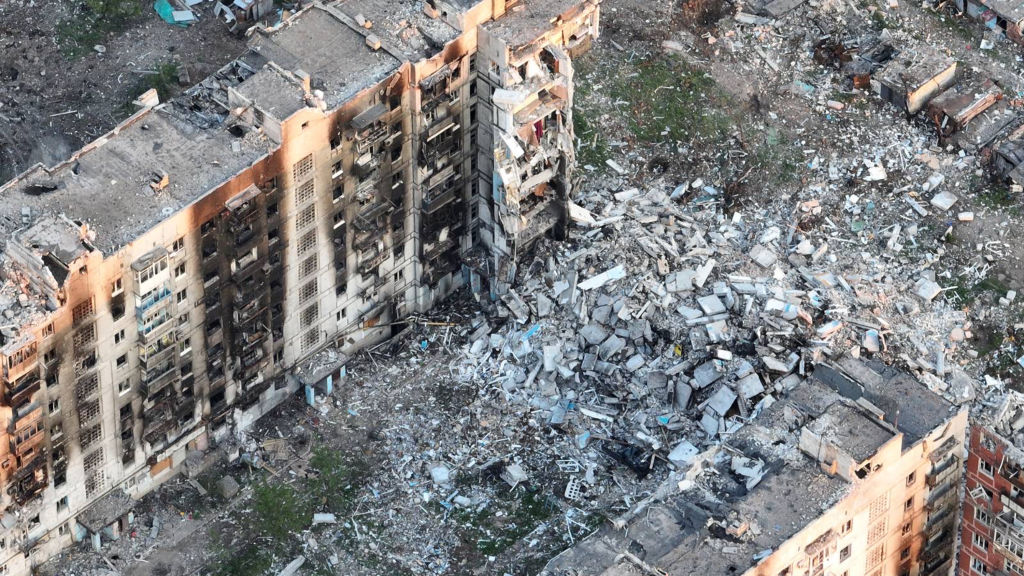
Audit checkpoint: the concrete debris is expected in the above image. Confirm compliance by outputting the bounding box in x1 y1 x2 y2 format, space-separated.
930 190 959 211
278 556 306 576
578 265 627 290
312 513 337 525
216 476 240 500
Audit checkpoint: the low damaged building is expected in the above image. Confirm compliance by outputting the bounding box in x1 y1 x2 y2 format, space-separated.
959 391 1024 576
0 0 600 573
545 358 967 576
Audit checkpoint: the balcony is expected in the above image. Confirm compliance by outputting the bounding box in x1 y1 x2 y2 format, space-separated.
232 301 266 325
143 417 174 446
12 401 41 430
926 482 957 512
427 115 459 142
358 247 387 274
927 454 960 487
513 87 568 127
138 311 174 344
139 336 176 367
354 176 378 201
8 454 46 506
927 505 954 534
425 237 457 261
236 330 268 351
354 201 394 232
994 501 1024 563
3 346 38 383
135 286 172 318
140 365 177 398
4 376 40 407
929 436 958 463
133 251 170 295
231 250 261 277
353 153 381 178
424 187 458 214
920 556 953 576
234 226 257 248
240 347 266 370
11 426 43 458
226 184 261 215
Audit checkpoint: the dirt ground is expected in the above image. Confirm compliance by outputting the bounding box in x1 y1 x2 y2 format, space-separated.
0 0 248 181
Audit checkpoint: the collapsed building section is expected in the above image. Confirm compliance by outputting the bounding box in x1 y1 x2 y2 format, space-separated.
955 0 1024 45
0 0 600 574
545 359 966 576
959 391 1024 576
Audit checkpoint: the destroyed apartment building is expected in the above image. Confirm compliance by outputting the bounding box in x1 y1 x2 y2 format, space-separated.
0 0 600 573
544 359 967 576
959 391 1024 576
954 0 1024 46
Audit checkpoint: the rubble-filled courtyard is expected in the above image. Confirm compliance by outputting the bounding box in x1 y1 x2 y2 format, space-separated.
20 0 1024 573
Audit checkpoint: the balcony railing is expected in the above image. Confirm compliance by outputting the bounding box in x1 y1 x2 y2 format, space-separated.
929 436 958 463
4 377 40 407
138 312 174 343
141 366 176 398
927 454 960 487
135 286 172 317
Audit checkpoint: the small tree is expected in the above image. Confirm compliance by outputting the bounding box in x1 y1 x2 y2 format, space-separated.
252 481 312 542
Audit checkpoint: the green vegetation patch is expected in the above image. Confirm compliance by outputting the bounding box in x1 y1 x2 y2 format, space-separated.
455 488 556 556
57 0 141 59
253 480 313 542
307 444 367 515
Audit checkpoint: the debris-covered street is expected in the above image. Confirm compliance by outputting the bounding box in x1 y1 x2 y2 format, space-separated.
21 0 1024 573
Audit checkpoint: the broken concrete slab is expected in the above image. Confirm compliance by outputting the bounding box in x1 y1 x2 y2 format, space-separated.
692 361 724 389
749 245 778 268
580 323 609 346
668 440 700 467
735 373 765 400
501 463 528 487
706 386 738 416
216 476 240 500
279 556 306 576
430 464 452 486
674 381 693 409
697 295 727 315
930 190 959 211
915 278 943 302
599 335 626 359
579 265 627 290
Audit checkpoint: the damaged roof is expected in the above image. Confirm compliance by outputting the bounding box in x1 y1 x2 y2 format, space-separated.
981 391 1024 462
484 0 588 47
875 44 956 91
545 360 956 576
980 0 1024 24
0 108 271 254
247 4 402 108
331 0 460 61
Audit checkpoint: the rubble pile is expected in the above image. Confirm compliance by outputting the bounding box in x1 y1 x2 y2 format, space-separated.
34 0 1024 573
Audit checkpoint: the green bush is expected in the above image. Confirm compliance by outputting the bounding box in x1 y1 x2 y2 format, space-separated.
307 445 365 514
253 481 312 541
57 0 141 58
86 0 141 21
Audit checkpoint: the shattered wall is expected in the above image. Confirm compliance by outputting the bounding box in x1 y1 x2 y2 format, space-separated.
959 393 1024 576
0 1 601 574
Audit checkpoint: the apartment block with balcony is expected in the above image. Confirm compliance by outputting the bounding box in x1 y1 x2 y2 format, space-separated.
545 358 967 576
960 392 1024 576
0 1 599 574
